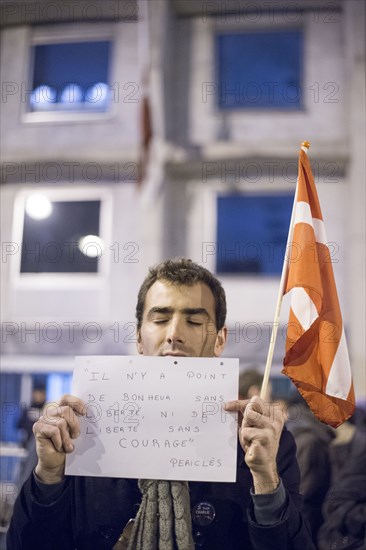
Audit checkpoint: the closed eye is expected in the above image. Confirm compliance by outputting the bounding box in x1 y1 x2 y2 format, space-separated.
187 320 203 326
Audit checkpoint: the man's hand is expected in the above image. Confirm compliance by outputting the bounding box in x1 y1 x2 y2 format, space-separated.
33 394 85 484
225 395 284 494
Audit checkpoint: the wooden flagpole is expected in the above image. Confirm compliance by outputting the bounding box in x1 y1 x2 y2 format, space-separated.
260 141 310 400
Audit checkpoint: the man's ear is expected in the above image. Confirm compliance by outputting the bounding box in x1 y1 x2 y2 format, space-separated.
214 326 227 357
136 329 143 355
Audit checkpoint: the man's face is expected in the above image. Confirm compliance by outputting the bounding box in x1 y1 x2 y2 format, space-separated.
137 280 227 358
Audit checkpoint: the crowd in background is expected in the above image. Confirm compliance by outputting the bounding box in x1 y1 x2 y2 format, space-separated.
239 369 366 550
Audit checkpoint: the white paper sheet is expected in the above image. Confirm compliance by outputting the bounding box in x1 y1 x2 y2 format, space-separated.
65 356 239 482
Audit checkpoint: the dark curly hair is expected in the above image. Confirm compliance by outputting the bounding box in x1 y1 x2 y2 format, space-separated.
136 258 227 331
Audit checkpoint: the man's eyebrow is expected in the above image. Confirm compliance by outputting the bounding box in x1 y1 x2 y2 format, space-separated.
146 307 174 318
146 307 210 318
181 308 210 318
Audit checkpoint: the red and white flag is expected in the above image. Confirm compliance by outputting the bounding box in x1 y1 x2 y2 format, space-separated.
282 147 355 427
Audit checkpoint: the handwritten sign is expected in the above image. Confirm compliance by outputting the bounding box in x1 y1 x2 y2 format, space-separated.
65 356 239 482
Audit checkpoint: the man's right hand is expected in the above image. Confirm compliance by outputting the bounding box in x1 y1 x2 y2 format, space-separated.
33 394 86 484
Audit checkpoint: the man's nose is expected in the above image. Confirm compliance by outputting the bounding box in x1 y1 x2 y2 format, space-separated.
166 318 185 344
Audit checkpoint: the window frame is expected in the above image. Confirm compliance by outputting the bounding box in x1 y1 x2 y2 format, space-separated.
22 23 117 124
215 27 304 112
187 175 296 277
215 192 295 275
11 186 113 289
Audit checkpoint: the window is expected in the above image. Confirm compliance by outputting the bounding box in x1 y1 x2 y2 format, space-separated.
0 374 22 444
216 194 293 274
11 188 112 284
29 41 112 113
21 199 101 273
216 30 303 110
23 24 116 122
46 373 73 402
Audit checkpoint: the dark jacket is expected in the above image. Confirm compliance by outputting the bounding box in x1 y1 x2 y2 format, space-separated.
7 428 315 550
317 426 366 550
287 404 335 542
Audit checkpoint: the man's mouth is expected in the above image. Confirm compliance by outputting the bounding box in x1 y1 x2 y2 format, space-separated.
162 352 188 357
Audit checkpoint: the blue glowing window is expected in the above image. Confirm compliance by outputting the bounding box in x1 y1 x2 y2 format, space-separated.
0 374 22 445
216 194 293 274
46 374 73 403
30 41 111 112
216 31 303 109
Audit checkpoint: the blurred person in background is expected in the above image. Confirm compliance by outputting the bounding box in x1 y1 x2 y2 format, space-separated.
16 384 47 492
238 367 271 401
285 389 335 544
317 404 366 550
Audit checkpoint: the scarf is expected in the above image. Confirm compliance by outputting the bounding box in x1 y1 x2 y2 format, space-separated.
113 479 194 550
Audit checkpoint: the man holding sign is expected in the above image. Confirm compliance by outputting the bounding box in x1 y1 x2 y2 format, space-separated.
8 259 314 549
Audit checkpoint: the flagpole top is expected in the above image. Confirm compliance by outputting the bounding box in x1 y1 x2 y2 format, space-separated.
301 141 310 149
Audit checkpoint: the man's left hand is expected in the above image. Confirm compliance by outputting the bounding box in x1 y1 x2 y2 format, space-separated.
225 395 284 494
